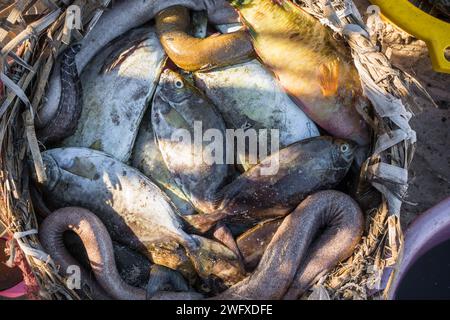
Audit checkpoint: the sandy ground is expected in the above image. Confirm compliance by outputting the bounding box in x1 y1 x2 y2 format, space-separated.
354 0 450 227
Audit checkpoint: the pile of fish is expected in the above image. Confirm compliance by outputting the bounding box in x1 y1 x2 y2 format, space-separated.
33 0 370 300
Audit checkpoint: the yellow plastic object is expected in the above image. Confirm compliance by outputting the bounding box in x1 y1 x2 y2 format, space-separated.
370 0 450 73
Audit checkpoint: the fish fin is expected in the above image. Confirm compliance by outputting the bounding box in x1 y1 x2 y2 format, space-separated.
146 265 189 299
183 212 225 234
213 223 245 264
318 60 340 97
209 189 225 210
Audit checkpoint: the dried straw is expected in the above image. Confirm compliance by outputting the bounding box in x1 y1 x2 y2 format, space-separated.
0 0 109 300
295 0 433 300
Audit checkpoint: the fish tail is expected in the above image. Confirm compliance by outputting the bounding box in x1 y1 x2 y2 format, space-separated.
146 265 189 299
183 212 225 234
174 230 199 252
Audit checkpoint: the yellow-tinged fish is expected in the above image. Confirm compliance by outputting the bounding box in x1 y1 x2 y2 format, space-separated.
230 0 370 146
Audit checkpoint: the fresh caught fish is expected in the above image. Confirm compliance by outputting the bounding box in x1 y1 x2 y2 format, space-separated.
185 136 356 232
41 192 363 300
40 207 203 300
194 59 320 170
38 0 241 128
215 190 364 300
35 147 245 285
61 27 166 162
152 69 233 214
230 0 370 146
155 6 253 71
39 147 194 251
132 110 196 216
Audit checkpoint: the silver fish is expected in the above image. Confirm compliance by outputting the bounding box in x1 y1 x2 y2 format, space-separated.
36 147 245 285
186 136 357 233
38 147 194 250
152 69 232 214
38 0 240 127
61 27 166 162
132 110 196 216
195 59 320 170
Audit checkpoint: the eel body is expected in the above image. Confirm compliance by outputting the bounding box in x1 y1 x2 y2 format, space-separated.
39 207 202 300
215 190 364 299
37 45 82 144
155 6 253 71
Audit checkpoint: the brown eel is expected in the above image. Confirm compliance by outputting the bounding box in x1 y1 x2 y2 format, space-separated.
40 190 363 299
155 6 254 71
39 207 202 300
215 190 364 300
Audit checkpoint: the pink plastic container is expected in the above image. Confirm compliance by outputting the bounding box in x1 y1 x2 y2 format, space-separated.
0 282 26 299
388 197 450 299
0 237 26 299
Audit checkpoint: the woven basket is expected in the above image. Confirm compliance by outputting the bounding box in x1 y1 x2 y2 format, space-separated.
0 0 429 300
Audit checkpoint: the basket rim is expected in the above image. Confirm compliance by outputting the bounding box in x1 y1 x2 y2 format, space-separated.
0 0 427 300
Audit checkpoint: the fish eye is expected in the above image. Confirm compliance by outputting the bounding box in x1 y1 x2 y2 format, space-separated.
175 80 184 89
200 283 210 292
340 143 350 153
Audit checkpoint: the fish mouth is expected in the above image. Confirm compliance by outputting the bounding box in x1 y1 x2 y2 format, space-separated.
159 68 173 82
